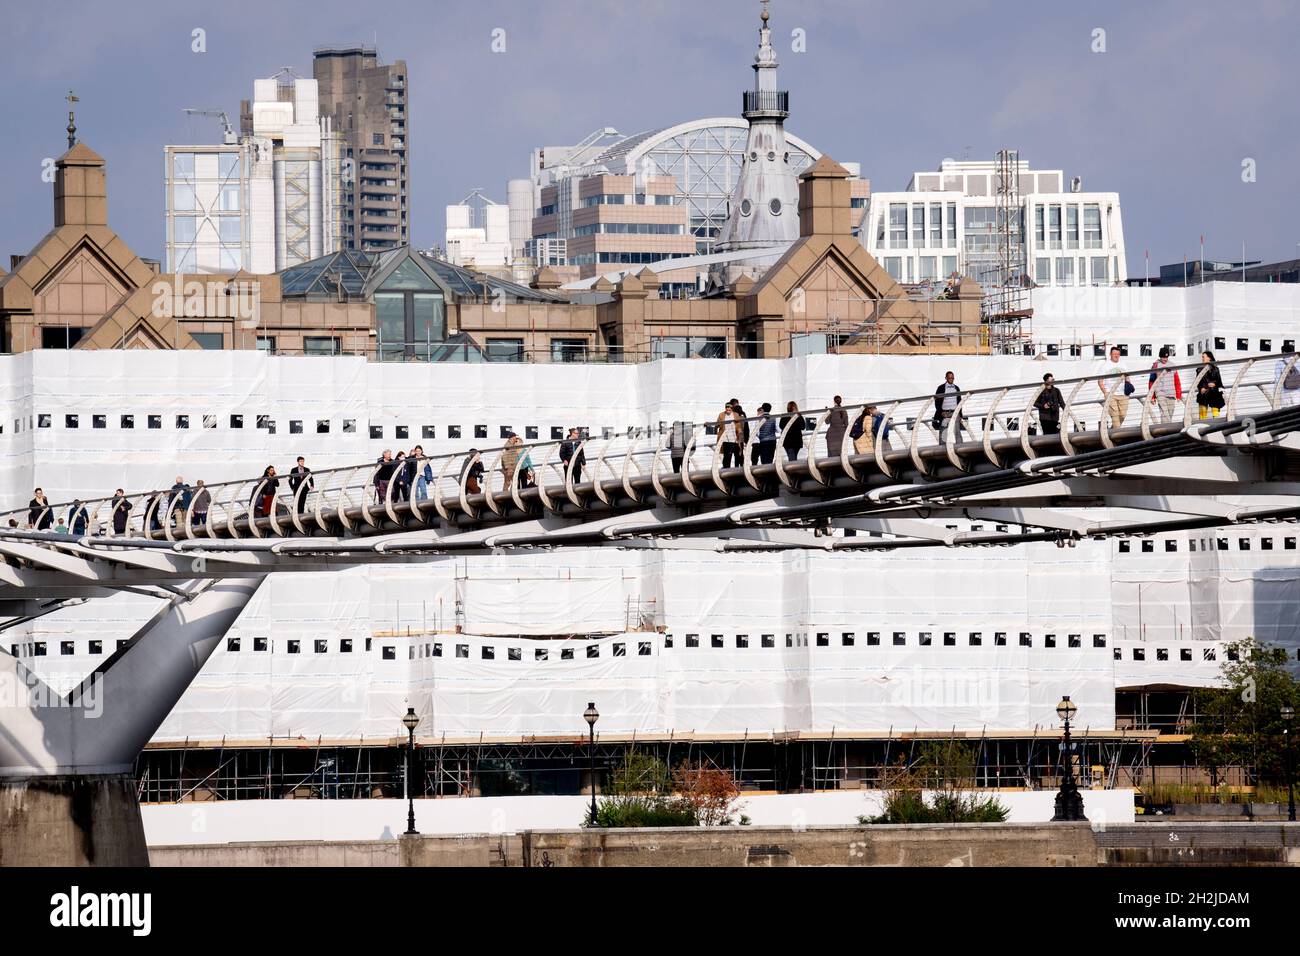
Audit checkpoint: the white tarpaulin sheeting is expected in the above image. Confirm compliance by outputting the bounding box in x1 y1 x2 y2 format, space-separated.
4 350 1298 741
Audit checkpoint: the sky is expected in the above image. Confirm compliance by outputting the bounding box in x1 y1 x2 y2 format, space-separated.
1 0 1297 272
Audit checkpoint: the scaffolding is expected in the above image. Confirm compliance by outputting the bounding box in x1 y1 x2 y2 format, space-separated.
980 148 1034 354
132 707 1250 805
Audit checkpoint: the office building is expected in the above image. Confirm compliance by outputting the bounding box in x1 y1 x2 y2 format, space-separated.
313 46 409 252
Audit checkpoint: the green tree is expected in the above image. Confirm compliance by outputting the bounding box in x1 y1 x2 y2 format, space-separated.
1189 637 1300 788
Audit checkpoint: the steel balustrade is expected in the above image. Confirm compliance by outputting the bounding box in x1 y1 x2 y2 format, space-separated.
5 353 1297 543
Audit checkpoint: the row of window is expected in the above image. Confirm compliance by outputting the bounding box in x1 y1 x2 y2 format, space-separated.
1118 536 1298 553
1022 337 1294 358
20 636 1282 664
572 222 684 236
7 416 622 442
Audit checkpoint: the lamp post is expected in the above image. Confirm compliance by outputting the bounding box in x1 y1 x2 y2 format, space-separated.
402 707 420 835
583 702 599 827
1283 705 1296 823
1051 695 1088 822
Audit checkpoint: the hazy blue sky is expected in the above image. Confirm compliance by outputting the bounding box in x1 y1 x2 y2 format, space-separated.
1 0 1297 271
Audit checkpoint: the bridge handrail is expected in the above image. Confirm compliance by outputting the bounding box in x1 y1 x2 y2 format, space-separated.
3 353 1288 539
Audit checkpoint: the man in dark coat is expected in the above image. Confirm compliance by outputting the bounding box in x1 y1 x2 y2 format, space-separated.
559 427 586 484
1034 373 1066 434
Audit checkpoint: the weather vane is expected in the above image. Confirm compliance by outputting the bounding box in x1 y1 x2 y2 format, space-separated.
66 90 79 149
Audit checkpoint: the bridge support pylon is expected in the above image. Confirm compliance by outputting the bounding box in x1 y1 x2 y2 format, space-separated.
0 579 264 866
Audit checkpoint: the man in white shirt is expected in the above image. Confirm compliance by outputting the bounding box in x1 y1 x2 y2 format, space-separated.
932 371 963 438
1275 344 1300 408
1099 345 1130 430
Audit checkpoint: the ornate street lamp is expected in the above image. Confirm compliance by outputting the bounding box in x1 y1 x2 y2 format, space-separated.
402 707 420 835
1051 695 1088 822
584 702 600 826
1282 705 1296 823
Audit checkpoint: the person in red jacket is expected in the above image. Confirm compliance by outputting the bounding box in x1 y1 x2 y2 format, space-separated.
1147 347 1183 423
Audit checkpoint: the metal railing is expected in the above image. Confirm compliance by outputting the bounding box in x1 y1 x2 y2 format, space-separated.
5 353 1297 543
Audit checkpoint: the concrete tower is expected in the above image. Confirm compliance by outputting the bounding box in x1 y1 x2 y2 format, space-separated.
715 1 800 257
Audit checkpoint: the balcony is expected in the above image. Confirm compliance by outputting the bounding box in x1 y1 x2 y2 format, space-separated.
742 90 789 115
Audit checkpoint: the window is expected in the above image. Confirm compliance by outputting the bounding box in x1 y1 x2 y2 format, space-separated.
304 336 340 356
1036 258 1050 284
842 632 855 646
551 338 587 363
664 635 674 649
638 641 651 656
930 203 942 245
121 415 135 429
535 648 547 661
1034 204 1045 243
1133 648 1146 661
483 646 495 660
1094 635 1107 648
229 414 243 429
1091 257 1108 284
816 633 829 647
508 647 521 661
736 635 749 648
711 634 724 648
1083 204 1102 247
686 634 699 648
1044 634 1057 648
893 632 905 646
93 414 106 428
1119 540 1130 553
585 645 598 659
918 632 932 646
1066 205 1079 249
456 644 468 658
912 204 925 246
994 632 1007 646
60 641 74 656
257 336 276 354
148 414 162 429
1165 540 1177 553
969 632 982 646
226 638 240 652
761 634 775 648
474 425 487 439
89 640 102 655
1048 205 1062 248
1055 257 1074 284
1180 648 1193 662
287 640 300 655
866 632 880 646
1019 633 1032 647
561 648 574 660
1068 634 1081 648
888 203 908 248
1141 540 1154 553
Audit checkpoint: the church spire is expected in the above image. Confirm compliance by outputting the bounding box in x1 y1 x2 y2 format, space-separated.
712 0 800 272
65 90 79 149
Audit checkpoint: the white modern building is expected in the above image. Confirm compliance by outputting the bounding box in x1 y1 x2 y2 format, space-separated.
164 74 343 274
444 192 512 272
862 156 1127 291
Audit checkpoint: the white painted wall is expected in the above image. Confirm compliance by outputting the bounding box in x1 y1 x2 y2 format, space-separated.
141 789 1136 845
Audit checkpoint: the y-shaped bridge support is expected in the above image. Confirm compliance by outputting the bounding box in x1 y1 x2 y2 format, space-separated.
0 578 264 866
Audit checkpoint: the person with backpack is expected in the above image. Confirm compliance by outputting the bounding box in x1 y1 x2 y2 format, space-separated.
849 405 874 456
1275 343 1300 408
1034 373 1066 435
1147 347 1183 422
1099 345 1132 431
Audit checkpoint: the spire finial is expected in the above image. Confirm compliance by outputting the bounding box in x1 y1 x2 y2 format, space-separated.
761 0 770 24
65 89 79 149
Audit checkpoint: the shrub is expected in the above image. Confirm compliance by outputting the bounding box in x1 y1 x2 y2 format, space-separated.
672 761 741 826
591 796 698 828
861 788 1010 825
